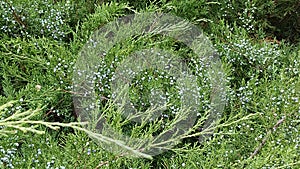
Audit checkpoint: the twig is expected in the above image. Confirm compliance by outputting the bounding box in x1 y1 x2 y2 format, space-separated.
74 142 89 169
4 0 27 29
94 153 125 169
249 117 285 159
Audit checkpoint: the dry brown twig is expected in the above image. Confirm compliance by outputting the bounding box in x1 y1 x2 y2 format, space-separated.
4 0 27 29
95 153 125 169
249 117 285 159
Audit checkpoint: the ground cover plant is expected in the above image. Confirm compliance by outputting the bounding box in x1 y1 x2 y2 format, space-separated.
0 0 299 168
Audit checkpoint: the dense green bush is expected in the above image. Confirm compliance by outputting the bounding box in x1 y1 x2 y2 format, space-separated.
253 0 300 42
0 0 73 40
116 0 300 43
0 37 76 124
0 0 299 168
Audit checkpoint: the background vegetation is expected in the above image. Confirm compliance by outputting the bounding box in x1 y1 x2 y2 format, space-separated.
0 0 299 168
